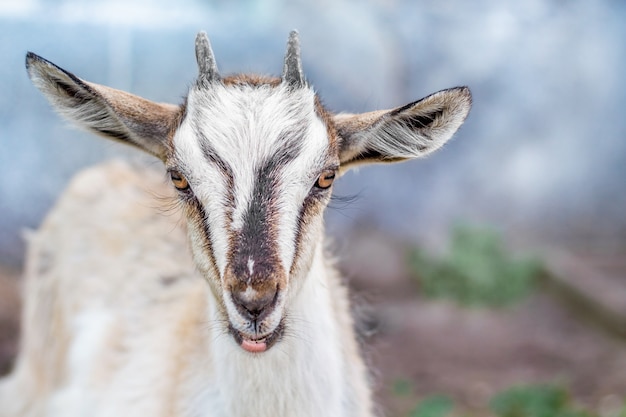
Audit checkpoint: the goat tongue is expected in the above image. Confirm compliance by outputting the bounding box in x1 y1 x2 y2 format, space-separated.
241 338 267 353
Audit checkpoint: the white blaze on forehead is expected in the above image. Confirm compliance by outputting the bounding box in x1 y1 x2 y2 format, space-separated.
174 82 329 278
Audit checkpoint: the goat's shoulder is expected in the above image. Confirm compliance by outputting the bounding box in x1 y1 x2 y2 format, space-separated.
10 161 209 415
31 160 196 302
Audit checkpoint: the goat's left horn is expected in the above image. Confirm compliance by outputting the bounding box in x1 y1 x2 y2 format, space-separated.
195 31 219 84
282 30 305 88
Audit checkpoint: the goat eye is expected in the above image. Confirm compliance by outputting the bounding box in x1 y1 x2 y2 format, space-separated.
170 170 189 190
315 170 336 190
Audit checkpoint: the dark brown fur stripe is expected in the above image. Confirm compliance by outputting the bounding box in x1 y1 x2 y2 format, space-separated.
198 132 235 203
229 138 303 286
288 181 330 277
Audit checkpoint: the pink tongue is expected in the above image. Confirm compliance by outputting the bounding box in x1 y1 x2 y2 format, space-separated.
241 339 267 353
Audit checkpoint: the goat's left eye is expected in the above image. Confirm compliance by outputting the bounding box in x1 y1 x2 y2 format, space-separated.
315 170 336 190
170 170 189 190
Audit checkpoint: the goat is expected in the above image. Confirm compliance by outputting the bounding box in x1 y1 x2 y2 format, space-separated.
0 31 471 417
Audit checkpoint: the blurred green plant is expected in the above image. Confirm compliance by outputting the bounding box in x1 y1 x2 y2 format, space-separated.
408 224 541 307
395 383 617 417
490 384 595 417
393 378 414 397
391 379 456 417
409 395 455 417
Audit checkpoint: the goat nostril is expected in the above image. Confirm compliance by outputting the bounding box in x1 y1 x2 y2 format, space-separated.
232 287 278 320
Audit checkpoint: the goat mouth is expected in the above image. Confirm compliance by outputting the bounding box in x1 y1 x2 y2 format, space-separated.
229 322 284 353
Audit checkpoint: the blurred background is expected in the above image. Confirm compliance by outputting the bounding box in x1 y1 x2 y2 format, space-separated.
1 0 625 416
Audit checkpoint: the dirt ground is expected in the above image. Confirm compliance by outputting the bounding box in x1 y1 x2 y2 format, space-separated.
363 294 626 416
1 235 625 416
340 229 626 416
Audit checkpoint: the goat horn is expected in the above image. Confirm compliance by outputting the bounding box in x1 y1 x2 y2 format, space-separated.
195 31 219 84
282 30 304 88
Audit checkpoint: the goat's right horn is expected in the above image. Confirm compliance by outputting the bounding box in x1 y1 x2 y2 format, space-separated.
195 31 219 84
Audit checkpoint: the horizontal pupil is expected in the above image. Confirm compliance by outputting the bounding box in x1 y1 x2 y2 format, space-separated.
317 171 334 189
169 171 188 190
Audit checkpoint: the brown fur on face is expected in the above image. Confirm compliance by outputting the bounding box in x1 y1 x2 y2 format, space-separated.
221 74 282 88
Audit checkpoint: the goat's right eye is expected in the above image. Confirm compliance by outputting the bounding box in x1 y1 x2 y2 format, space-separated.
170 170 189 191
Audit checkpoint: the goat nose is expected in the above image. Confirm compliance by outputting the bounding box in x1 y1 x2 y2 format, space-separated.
231 286 278 321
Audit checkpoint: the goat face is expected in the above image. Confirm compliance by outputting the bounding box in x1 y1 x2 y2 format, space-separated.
171 79 338 352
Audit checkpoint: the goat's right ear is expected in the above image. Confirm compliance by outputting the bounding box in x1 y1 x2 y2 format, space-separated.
25 52 180 161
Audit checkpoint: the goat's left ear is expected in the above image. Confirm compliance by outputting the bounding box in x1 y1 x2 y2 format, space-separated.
334 87 471 173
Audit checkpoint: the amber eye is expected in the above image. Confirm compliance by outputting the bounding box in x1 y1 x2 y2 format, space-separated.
170 170 189 190
316 170 336 190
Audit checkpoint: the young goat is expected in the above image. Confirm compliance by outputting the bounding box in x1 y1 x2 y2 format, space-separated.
0 32 471 417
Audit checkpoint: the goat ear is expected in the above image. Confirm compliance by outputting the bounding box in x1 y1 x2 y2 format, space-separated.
25 52 180 161
334 87 471 173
